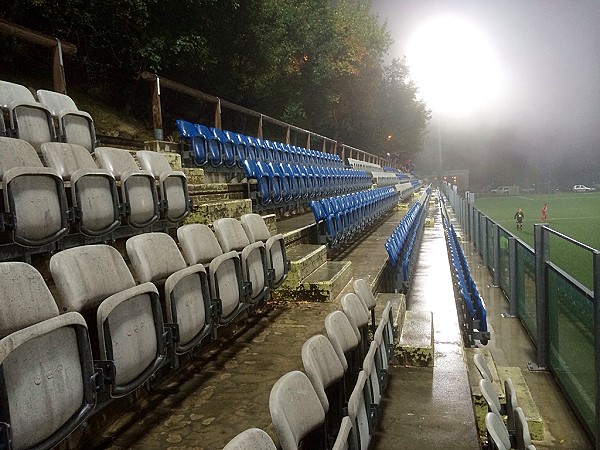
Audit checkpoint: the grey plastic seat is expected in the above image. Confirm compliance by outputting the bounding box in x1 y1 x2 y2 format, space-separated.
379 301 395 359
136 150 190 223
347 371 371 450
362 341 381 429
41 142 120 236
505 378 518 434
341 293 370 357
373 321 390 390
177 223 246 328
0 262 95 450
126 232 212 354
485 411 511 450
302 334 346 443
0 136 70 246
240 213 289 288
50 244 167 398
269 370 327 450
95 146 160 228
214 217 269 305
325 310 361 393
331 416 356 450
0 80 55 152
474 353 494 382
36 89 96 152
515 406 532 450
480 377 518 438
353 278 377 332
222 428 277 450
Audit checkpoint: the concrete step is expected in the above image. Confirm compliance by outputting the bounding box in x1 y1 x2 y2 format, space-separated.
395 310 434 367
280 244 328 287
183 198 252 225
497 366 544 441
273 260 352 302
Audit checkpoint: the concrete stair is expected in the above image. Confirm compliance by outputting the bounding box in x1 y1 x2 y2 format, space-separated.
395 310 434 367
273 243 352 302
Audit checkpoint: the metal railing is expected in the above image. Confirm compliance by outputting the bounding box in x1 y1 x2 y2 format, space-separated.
441 182 600 448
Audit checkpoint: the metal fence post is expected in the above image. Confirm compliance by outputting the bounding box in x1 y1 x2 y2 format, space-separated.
594 250 600 449
534 223 549 369
481 217 488 266
492 223 500 286
508 237 518 316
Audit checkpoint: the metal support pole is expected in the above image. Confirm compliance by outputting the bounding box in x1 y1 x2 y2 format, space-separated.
594 250 600 448
533 223 549 369
481 217 488 268
53 39 67 94
508 237 518 316
492 224 500 287
151 76 163 140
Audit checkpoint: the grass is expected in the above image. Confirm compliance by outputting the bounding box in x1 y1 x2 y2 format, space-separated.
474 192 600 289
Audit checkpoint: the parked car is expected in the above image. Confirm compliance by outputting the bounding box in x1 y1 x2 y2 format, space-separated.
572 184 595 193
491 186 510 195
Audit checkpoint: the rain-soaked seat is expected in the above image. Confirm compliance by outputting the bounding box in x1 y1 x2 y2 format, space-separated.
213 217 269 305
0 136 70 246
240 213 289 289
95 146 160 228
222 428 277 450
50 244 167 398
126 232 212 355
0 261 95 450
36 89 97 152
136 150 190 223
177 223 247 330
41 142 120 236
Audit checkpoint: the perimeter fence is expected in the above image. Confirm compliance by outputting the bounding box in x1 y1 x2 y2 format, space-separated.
441 182 600 448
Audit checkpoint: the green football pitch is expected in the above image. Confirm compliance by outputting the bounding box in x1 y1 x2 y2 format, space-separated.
474 192 600 289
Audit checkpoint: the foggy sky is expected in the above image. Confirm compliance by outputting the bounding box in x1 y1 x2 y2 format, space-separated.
371 0 600 189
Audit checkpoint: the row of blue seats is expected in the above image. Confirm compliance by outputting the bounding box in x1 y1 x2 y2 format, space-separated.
244 159 371 207
310 187 398 247
176 120 344 169
384 187 430 292
441 197 490 346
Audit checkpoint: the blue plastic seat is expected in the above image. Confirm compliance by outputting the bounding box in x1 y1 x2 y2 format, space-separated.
195 124 222 167
176 119 208 166
211 128 236 167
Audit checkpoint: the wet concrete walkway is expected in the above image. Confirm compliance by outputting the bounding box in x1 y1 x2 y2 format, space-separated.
372 197 480 450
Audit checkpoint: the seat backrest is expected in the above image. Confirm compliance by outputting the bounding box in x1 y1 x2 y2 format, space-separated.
135 150 174 177
347 371 371 450
213 217 251 252
341 293 370 342
474 353 493 382
0 135 44 173
126 232 187 283
324 311 359 372
240 213 271 242
222 428 277 450
50 244 136 312
41 142 97 178
301 334 345 413
0 262 59 337
331 416 355 450
515 406 531 450
95 146 140 179
504 377 518 433
363 341 381 407
177 223 224 265
0 262 95 450
485 411 511 450
36 89 79 114
479 378 502 416
269 370 326 450
353 278 376 311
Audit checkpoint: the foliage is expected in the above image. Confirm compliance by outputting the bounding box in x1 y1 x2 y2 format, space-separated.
1 0 430 157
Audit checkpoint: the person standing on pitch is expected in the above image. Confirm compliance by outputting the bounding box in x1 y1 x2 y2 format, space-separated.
514 208 524 230
541 203 548 222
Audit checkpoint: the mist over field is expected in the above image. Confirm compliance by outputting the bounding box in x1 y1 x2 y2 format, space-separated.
372 0 600 190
